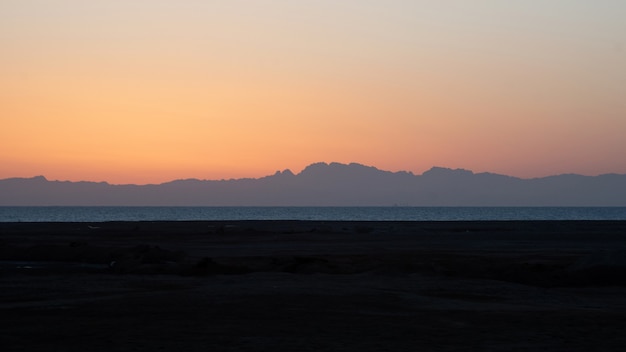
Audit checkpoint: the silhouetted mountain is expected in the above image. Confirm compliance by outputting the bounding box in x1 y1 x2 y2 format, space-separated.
1 162 625 206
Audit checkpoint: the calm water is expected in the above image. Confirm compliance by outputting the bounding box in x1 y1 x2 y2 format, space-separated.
1 206 625 222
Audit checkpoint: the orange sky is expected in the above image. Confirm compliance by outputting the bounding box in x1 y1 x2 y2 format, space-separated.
2 1 625 184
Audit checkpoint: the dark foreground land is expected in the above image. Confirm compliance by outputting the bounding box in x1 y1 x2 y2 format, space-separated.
1 221 626 351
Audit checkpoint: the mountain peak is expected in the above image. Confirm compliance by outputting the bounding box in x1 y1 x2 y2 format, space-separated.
422 167 474 177
273 169 294 176
298 162 385 177
32 175 48 182
299 162 328 174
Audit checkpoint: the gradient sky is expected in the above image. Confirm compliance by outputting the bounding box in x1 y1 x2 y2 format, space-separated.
2 1 625 184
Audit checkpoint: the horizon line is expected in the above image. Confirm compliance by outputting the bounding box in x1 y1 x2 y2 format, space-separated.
3 161 625 186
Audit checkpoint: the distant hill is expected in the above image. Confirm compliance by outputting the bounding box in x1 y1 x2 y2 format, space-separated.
1 162 626 206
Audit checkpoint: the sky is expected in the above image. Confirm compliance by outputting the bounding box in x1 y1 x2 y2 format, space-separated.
1 0 625 184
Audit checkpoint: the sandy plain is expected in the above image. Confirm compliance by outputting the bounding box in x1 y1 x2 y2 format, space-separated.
1 220 626 351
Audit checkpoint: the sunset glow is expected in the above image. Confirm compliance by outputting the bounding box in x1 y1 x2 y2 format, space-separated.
2 1 625 184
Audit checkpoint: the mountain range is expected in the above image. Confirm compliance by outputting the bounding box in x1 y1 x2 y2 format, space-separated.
1 162 625 206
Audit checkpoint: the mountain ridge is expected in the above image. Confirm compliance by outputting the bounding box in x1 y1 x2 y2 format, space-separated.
1 162 625 206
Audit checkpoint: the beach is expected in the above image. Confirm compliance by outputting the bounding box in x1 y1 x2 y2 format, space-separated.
1 220 626 351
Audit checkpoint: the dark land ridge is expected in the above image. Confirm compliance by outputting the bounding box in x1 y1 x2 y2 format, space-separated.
2 162 626 205
1 220 626 351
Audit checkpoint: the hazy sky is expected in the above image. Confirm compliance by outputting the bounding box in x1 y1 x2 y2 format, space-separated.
2 1 625 184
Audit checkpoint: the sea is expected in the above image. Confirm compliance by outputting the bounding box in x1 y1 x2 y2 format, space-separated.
1 206 625 222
